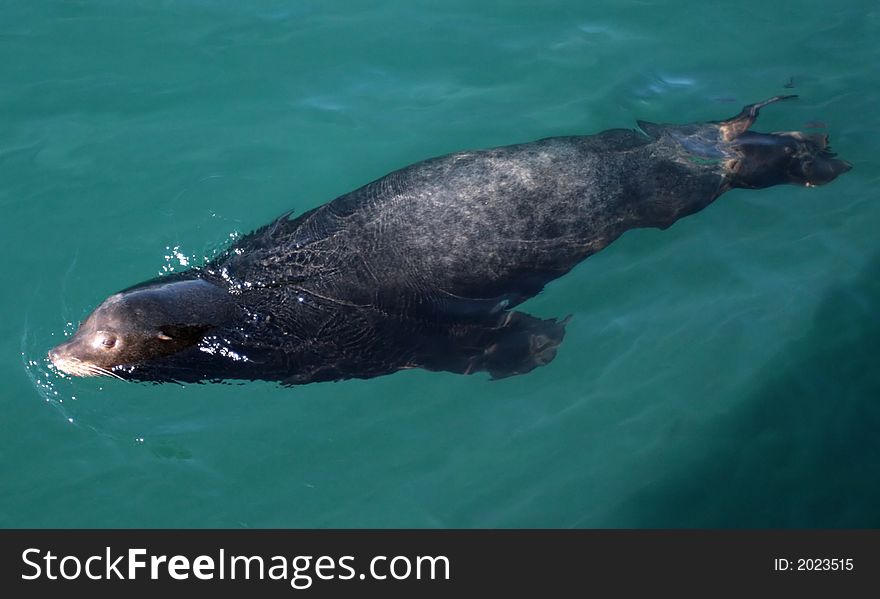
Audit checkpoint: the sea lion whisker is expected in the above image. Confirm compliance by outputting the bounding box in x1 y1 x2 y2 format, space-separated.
101 368 126 381
100 369 124 381
89 365 126 381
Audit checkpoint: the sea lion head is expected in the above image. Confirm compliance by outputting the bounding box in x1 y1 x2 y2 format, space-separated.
49 278 235 378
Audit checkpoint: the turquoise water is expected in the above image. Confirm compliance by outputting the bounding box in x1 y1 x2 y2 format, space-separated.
2 0 878 528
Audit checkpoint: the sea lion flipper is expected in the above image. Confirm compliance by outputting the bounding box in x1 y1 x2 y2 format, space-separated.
418 311 569 379
479 312 571 380
717 94 798 140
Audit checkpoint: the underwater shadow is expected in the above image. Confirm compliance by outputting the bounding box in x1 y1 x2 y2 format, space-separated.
616 251 880 528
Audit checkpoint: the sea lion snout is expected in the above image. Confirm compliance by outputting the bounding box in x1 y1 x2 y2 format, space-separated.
50 278 237 378
48 341 104 377
46 348 64 371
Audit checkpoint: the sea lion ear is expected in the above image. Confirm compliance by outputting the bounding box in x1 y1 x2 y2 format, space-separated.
717 95 798 140
636 120 666 139
158 324 213 345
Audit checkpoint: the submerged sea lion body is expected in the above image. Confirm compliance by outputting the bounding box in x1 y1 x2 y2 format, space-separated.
49 96 851 384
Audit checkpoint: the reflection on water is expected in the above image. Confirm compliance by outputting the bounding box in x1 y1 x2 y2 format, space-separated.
613 254 880 528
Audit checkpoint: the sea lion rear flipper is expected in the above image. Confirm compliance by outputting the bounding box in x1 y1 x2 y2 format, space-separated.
419 311 570 379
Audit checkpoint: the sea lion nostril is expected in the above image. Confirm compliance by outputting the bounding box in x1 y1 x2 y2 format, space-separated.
47 348 68 370
48 347 68 366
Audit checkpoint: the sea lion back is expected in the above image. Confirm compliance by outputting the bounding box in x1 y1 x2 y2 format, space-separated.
216 132 658 318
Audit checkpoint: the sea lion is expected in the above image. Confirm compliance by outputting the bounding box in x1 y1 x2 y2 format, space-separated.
49 95 851 384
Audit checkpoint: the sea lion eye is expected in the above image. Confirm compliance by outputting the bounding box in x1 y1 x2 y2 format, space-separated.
100 335 117 349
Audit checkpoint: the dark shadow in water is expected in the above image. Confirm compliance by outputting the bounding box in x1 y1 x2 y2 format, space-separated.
616 251 880 528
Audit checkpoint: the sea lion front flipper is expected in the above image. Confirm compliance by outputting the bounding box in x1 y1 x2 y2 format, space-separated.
481 312 570 380
717 94 798 140
419 311 570 379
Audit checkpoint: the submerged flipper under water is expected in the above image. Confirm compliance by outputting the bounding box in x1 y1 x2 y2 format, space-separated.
418 311 570 380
